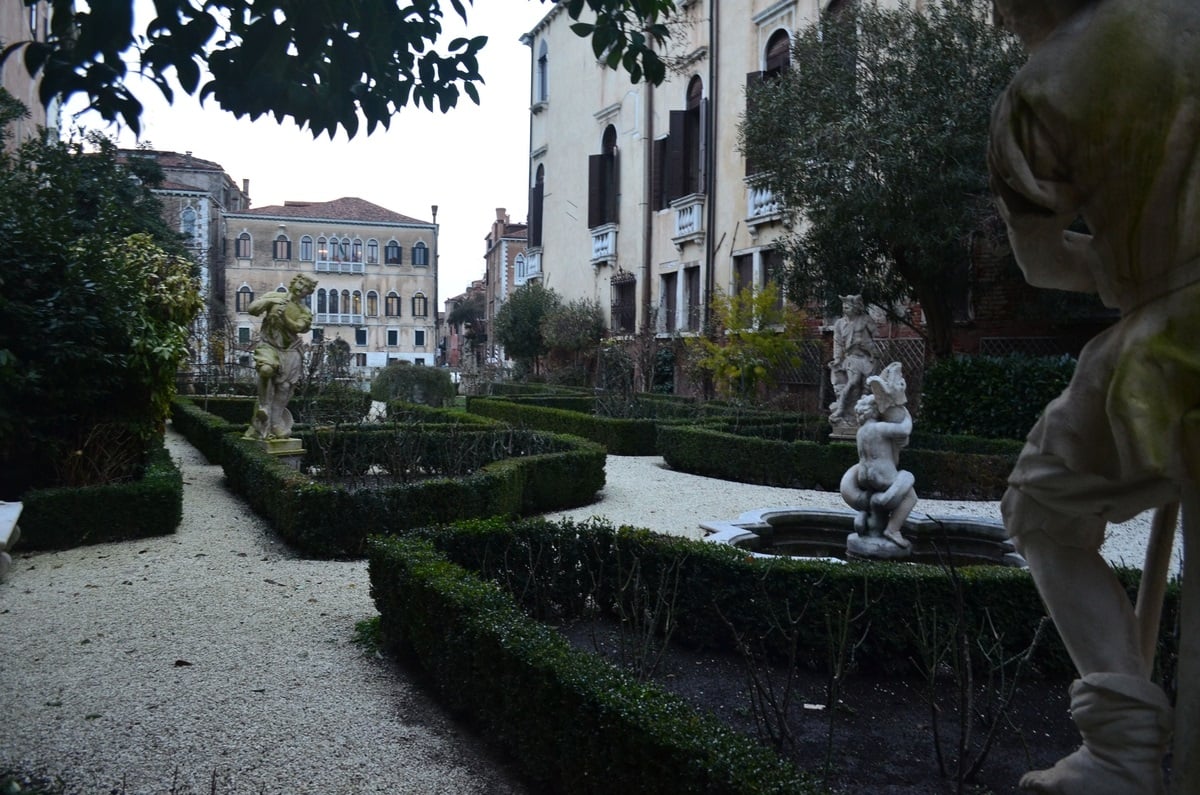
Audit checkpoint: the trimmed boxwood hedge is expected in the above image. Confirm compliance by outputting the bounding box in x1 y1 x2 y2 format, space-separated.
466 396 658 455
384 400 503 426
368 534 815 794
218 426 606 557
180 389 371 427
171 397 246 464
17 440 183 550
658 425 1017 500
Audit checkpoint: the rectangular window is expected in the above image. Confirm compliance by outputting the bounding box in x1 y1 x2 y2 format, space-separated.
414 357 425 366
387 328 399 347
412 295 428 317
684 266 701 332
414 329 426 347
311 327 324 343
355 327 368 346
367 240 379 264
237 326 251 344
354 353 367 367
235 234 252 259
412 244 429 267
273 239 291 260
385 295 400 317
235 289 254 312
734 254 754 295
611 277 636 334
661 272 677 334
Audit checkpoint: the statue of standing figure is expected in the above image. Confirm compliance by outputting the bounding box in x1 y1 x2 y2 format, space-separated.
990 0 1200 792
243 273 318 441
841 362 916 558
829 294 877 430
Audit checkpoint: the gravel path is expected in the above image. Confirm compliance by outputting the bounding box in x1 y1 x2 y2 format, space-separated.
1 427 524 795
1 428 1174 794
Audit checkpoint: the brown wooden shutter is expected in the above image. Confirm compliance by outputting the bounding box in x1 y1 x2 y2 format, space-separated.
529 172 544 247
667 111 686 202
745 72 764 176
588 154 605 228
651 137 667 210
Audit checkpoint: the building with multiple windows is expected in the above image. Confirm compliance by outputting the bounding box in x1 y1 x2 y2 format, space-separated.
0 1 53 146
483 207 529 364
119 149 251 366
224 197 439 369
521 0 805 339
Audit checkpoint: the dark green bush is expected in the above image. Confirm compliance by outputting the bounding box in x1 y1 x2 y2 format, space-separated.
370 363 456 407
17 440 183 550
384 400 502 425
170 398 245 464
921 354 1076 440
368 534 815 794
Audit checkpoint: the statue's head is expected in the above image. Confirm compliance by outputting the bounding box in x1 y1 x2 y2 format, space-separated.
867 361 907 412
993 0 1093 48
290 273 318 297
840 294 865 315
854 393 879 424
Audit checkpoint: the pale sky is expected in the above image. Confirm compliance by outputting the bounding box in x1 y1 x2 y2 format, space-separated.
62 1 552 304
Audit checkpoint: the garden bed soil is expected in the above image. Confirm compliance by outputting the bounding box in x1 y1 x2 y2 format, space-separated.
562 622 1086 795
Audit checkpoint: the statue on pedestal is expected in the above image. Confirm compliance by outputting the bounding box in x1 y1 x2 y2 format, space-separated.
990 0 1200 791
828 294 877 434
841 362 915 558
243 273 318 442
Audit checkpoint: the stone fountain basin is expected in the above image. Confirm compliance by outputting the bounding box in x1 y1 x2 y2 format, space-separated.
701 507 1027 568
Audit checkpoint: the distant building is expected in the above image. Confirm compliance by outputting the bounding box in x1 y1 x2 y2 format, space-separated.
443 278 486 369
483 207 528 364
118 148 251 366
0 1 54 145
224 197 439 372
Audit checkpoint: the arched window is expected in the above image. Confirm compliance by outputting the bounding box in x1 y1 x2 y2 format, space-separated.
273 234 291 260
181 207 197 239
385 240 402 265
412 241 429 267
412 293 428 317
515 252 527 281
588 124 619 228
352 290 362 315
536 41 549 103
317 289 328 314
235 232 252 259
236 285 254 312
341 290 351 314
385 291 400 317
329 289 340 314
300 235 314 261
530 164 545 247
684 76 705 196
317 236 329 261
367 239 379 265
352 239 363 263
765 29 790 76
275 284 287 293
366 290 379 316
336 238 350 262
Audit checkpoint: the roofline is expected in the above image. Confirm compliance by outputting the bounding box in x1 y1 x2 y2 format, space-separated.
223 211 434 229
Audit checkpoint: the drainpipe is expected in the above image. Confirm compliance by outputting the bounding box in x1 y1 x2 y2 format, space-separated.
641 81 656 335
432 204 440 365
703 0 719 323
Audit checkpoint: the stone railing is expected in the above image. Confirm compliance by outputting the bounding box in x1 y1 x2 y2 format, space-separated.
671 194 705 249
315 313 365 326
315 260 365 274
590 224 617 266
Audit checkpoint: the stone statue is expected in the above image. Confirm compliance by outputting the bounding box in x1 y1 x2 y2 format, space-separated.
829 294 877 431
989 0 1200 792
841 362 915 558
243 273 318 441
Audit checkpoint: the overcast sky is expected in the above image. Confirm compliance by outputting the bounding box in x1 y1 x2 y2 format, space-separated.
63 1 552 303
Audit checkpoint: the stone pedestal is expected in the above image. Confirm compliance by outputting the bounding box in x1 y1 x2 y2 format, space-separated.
846 532 912 561
252 438 305 470
0 501 22 582
829 420 859 441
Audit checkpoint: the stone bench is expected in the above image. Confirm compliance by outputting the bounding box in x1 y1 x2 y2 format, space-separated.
0 501 21 582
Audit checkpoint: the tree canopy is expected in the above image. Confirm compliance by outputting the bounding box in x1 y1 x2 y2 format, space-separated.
493 281 561 370
5 0 676 139
739 0 1023 356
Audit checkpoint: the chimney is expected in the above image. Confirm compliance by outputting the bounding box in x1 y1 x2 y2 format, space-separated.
496 207 507 222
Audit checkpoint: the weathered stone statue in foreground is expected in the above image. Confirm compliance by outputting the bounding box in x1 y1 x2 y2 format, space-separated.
243 273 318 442
990 0 1200 792
828 294 877 436
841 362 915 559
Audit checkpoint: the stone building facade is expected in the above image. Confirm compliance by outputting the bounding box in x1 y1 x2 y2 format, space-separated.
0 1 52 146
223 197 438 371
483 208 529 364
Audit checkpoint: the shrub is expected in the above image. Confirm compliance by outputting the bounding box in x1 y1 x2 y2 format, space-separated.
370 363 456 407
921 354 1076 440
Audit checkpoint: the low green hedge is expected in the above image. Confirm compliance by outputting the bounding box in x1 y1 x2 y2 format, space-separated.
368 535 814 794
180 389 371 427
658 425 1017 499
220 426 606 557
466 397 658 455
395 516 1180 685
384 400 502 426
17 440 183 550
171 398 245 464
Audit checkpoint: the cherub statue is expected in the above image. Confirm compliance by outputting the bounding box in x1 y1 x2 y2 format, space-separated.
841 362 916 552
829 294 877 427
243 273 318 441
989 0 1200 791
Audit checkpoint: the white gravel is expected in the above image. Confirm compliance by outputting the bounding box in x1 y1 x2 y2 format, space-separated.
1 430 1176 794
1 427 524 795
543 455 1179 572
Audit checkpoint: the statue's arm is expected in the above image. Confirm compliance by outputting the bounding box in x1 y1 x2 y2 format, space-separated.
246 293 287 318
